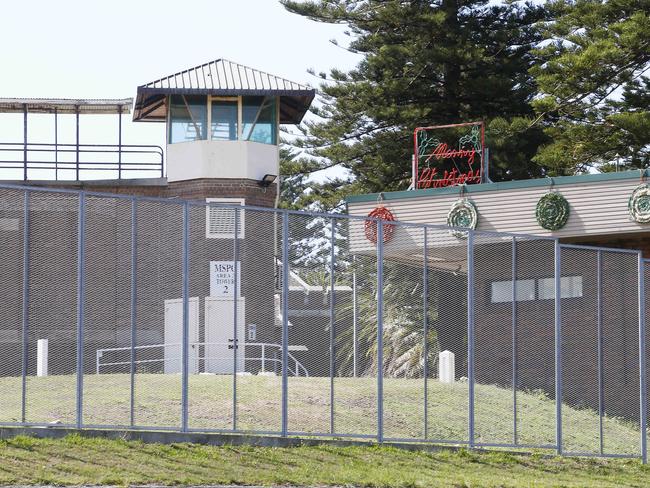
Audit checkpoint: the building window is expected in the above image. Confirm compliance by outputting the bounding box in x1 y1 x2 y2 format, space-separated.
169 95 277 145
205 198 245 239
169 95 207 143
538 276 583 300
211 99 239 141
491 276 583 303
242 96 277 145
491 279 536 303
248 324 257 341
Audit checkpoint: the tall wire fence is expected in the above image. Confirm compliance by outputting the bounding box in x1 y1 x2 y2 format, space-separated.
0 183 647 461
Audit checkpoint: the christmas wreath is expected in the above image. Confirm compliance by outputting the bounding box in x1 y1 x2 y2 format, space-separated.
365 206 396 244
447 198 478 239
628 184 650 223
536 192 570 230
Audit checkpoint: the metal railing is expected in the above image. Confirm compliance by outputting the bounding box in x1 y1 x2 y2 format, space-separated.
0 142 164 180
0 182 647 462
96 342 309 377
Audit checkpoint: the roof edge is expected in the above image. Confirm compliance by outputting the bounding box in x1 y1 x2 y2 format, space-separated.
137 87 315 96
139 58 313 92
346 170 650 204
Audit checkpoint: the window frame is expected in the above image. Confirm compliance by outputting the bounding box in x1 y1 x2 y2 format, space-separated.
167 94 208 144
168 95 279 144
208 96 242 141
490 279 536 303
538 276 583 300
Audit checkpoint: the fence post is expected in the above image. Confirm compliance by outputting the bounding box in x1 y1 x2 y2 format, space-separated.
511 236 518 445
21 190 29 424
233 206 239 431
117 109 122 180
281 211 289 437
130 197 137 427
423 227 429 439
329 218 336 435
352 255 358 378
467 230 475 449
597 251 604 455
181 202 189 432
23 104 27 181
75 108 80 181
554 239 563 455
377 221 384 443
638 252 647 464
76 192 86 429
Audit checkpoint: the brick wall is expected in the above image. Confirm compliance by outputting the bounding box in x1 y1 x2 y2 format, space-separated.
16 177 278 208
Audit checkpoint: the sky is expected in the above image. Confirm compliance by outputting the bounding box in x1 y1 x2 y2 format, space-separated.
0 0 359 163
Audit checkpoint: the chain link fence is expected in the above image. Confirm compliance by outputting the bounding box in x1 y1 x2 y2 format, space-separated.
0 183 648 460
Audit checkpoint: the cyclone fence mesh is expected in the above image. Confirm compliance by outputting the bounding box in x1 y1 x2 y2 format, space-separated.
0 183 647 460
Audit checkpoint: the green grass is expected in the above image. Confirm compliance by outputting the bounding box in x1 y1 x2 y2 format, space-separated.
0 374 642 454
0 434 648 487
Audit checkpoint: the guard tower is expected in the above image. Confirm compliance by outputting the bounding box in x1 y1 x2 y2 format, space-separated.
133 59 315 206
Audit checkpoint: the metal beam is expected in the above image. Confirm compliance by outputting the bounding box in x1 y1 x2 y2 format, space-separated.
555 240 563 455
638 252 647 464
377 223 384 443
467 230 475 449
76 192 86 429
23 105 27 181
75 107 80 181
21 191 29 422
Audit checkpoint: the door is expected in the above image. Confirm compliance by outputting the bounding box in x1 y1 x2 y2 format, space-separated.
205 297 245 373
163 297 199 374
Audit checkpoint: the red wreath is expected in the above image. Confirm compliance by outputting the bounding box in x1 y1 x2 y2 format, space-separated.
365 206 396 244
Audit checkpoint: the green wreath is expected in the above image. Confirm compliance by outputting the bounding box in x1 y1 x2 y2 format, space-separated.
628 184 650 223
447 198 478 239
536 192 570 230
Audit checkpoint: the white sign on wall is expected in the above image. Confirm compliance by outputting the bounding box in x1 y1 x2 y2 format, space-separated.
210 261 241 297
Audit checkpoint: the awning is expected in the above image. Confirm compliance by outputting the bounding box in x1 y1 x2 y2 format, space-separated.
0 98 132 115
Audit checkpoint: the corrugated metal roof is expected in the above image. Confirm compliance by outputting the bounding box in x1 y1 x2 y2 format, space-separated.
0 98 132 115
133 59 315 124
142 59 313 92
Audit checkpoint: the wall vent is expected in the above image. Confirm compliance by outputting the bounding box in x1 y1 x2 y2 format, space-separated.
206 198 245 239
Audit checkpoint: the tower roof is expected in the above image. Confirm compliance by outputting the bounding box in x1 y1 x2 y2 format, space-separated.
133 59 315 124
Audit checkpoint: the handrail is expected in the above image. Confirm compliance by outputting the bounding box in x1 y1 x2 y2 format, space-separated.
96 341 309 377
0 141 164 180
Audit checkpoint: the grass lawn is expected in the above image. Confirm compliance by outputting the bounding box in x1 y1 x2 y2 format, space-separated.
0 434 648 487
0 374 642 455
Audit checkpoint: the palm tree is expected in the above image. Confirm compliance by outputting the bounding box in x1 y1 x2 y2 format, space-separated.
335 256 441 378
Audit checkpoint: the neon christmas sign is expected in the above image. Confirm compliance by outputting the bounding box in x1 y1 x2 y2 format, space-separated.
413 122 485 190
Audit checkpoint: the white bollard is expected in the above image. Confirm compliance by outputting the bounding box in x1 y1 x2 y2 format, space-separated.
37 339 48 377
438 350 455 384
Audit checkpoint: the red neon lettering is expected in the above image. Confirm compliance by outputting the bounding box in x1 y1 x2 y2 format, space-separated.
417 141 481 189
417 168 481 189
425 143 476 166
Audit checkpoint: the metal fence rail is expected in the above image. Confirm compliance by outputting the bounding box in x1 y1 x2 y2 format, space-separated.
0 182 647 462
0 142 164 180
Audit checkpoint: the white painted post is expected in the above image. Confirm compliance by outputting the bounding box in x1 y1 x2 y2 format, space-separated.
37 339 48 377
438 350 455 384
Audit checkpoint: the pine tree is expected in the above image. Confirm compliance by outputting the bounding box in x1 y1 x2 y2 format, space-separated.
280 0 550 207
531 0 650 173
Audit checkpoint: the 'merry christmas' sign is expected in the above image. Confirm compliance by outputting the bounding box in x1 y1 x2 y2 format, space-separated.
414 122 485 189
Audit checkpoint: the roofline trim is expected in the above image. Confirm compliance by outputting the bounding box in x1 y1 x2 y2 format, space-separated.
137 87 315 97
346 170 650 204
139 58 313 92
